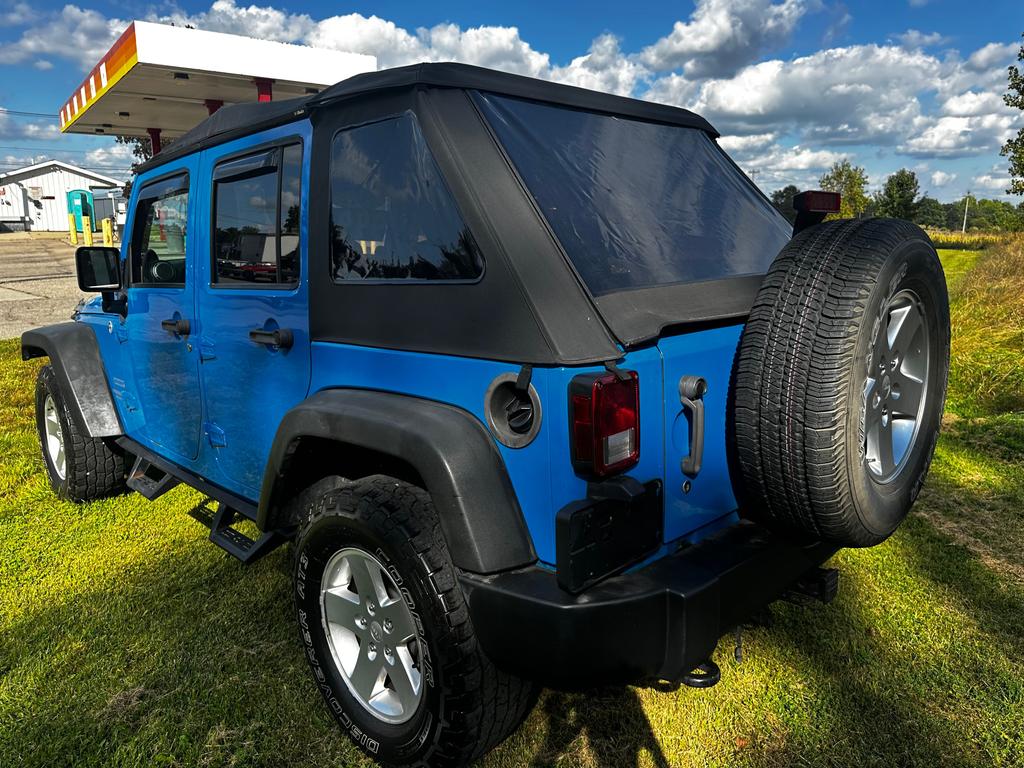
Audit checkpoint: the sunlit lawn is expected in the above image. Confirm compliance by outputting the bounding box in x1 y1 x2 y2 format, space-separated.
1 242 1022 767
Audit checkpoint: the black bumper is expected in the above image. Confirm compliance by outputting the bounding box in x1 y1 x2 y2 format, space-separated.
460 520 836 688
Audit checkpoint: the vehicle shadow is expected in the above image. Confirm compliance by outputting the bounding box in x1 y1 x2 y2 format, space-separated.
524 687 669 768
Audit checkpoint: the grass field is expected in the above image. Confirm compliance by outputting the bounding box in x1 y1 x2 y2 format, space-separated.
1 243 1023 767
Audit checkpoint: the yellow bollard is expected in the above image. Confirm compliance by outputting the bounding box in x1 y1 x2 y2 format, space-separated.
68 213 78 245
82 215 94 246
101 217 114 246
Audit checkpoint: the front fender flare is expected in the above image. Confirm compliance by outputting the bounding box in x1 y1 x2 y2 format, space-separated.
258 389 537 574
21 322 122 438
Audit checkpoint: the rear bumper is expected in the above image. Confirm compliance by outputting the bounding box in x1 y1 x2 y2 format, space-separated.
460 520 836 688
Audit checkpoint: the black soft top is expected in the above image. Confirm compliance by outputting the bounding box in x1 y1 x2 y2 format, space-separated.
137 62 717 173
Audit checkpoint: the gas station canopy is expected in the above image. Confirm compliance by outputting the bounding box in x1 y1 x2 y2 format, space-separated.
59 21 376 148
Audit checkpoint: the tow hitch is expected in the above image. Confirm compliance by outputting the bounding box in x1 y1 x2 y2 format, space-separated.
679 566 840 689
785 566 840 605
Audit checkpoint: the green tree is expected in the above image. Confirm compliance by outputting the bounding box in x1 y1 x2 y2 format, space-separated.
114 135 175 197
769 184 800 224
1000 33 1024 195
913 196 946 228
875 169 920 220
819 160 870 218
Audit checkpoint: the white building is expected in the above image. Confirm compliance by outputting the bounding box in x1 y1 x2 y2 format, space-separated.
0 160 123 232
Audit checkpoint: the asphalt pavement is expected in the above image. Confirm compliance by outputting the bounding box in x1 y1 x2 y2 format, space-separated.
0 232 89 339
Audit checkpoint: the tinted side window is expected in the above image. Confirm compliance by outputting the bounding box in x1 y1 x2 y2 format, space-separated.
212 143 302 286
131 174 189 287
330 113 483 282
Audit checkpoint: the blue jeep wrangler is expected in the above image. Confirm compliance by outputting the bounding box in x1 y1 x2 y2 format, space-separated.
23 64 949 767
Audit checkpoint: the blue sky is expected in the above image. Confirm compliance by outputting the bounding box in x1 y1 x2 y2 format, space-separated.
1 1 1022 202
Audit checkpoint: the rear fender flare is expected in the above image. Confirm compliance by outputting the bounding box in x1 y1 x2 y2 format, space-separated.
258 389 537 574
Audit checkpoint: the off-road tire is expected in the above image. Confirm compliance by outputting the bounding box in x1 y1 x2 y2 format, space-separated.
35 364 127 502
293 475 538 768
731 218 950 547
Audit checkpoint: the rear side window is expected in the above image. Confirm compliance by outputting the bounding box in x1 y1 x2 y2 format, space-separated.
474 93 791 296
212 143 302 286
329 112 483 282
130 174 189 287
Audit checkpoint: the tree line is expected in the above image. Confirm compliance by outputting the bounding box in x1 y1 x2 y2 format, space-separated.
769 161 1024 232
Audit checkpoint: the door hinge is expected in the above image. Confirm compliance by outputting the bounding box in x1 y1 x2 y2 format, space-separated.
199 338 216 362
204 421 227 448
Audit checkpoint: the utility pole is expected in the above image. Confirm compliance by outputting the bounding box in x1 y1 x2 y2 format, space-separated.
961 190 971 233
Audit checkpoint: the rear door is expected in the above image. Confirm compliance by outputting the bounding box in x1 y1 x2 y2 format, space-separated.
658 326 745 539
124 167 203 462
195 132 311 500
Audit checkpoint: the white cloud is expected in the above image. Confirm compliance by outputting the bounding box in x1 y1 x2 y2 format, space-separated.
931 170 956 187
941 90 1010 117
160 0 315 43
1 2 34 26
659 45 936 143
84 144 135 167
972 173 1011 191
32 60 54 71
896 30 947 49
640 0 814 77
717 132 778 152
966 42 1019 71
902 113 1018 157
0 5 125 68
550 35 647 96
0 108 61 142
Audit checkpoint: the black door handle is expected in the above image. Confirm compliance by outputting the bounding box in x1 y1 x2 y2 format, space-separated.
160 318 191 336
679 375 707 478
249 327 293 350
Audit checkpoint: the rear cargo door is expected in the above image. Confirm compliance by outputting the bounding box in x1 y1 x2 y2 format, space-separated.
658 325 744 541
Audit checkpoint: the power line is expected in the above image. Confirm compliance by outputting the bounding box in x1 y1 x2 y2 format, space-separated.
0 108 56 119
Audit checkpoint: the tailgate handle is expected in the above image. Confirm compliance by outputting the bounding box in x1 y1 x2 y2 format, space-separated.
679 376 707 478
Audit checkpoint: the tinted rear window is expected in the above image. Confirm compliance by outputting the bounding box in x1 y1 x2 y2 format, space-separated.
329 112 483 282
475 93 791 296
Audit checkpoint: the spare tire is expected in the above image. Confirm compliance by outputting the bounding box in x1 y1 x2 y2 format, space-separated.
731 218 950 547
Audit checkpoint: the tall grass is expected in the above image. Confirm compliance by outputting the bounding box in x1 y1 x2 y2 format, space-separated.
925 229 1006 251
946 236 1024 417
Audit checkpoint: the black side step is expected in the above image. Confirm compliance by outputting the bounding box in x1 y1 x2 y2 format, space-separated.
189 501 286 564
126 455 180 500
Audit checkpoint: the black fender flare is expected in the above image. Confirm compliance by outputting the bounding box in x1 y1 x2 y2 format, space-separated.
21 322 122 438
258 389 537 574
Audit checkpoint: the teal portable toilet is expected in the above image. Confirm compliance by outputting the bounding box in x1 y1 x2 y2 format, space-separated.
67 189 96 231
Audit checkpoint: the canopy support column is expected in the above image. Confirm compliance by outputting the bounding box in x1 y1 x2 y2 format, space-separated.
254 78 274 102
147 127 162 154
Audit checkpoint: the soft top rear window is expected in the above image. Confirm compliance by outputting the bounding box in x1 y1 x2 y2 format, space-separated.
474 92 791 297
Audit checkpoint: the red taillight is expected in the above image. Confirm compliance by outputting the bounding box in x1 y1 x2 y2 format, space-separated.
570 371 639 476
794 189 841 214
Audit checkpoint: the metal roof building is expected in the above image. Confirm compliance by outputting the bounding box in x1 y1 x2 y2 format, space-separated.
0 160 122 232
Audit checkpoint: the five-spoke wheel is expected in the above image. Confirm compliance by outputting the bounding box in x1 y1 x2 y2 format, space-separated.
863 288 930 482
320 547 422 723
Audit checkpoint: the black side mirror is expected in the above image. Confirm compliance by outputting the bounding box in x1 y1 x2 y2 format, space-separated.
75 246 122 292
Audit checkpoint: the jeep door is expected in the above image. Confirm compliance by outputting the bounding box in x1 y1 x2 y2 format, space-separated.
123 166 203 462
194 129 311 500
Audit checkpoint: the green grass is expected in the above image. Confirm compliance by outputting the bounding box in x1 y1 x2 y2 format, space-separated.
935 248 980 290
2 244 1024 767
